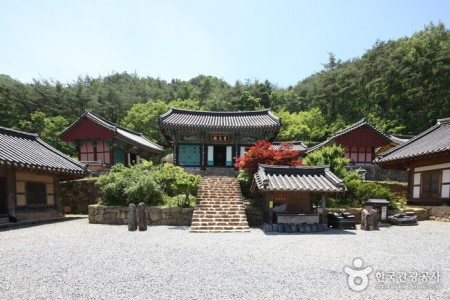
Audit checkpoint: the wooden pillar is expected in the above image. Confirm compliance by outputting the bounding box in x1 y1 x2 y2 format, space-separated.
200 143 206 170
7 168 16 218
234 144 239 171
173 144 177 166
321 194 327 224
54 175 61 214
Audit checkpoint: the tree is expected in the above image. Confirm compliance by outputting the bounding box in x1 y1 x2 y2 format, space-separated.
41 116 76 156
172 170 201 207
275 108 326 143
120 100 170 144
234 140 302 177
303 145 349 178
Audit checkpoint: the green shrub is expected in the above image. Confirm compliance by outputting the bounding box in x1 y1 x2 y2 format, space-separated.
124 174 163 205
342 180 396 208
96 161 200 207
164 194 197 207
96 161 162 206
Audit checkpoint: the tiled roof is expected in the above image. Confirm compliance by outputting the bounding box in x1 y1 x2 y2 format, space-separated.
158 108 281 131
389 135 410 145
272 141 308 152
62 109 163 153
376 118 450 163
306 118 392 154
0 127 87 175
253 164 346 193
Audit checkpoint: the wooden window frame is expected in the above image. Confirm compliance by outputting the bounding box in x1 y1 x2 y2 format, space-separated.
25 181 47 209
421 170 442 198
345 146 374 163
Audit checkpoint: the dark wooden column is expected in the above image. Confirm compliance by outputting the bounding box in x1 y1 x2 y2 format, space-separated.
234 133 240 171
54 175 61 214
173 140 178 166
7 168 16 218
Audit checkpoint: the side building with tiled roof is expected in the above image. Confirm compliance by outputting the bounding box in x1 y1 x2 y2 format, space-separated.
251 164 346 225
157 108 281 170
375 118 450 206
0 127 87 223
60 109 163 172
306 118 398 164
271 141 308 156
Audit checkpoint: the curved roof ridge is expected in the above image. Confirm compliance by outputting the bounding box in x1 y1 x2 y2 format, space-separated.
376 119 449 163
169 107 272 115
0 126 39 139
158 108 281 130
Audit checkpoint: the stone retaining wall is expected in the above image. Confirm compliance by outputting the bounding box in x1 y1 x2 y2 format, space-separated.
347 165 407 182
429 206 450 222
89 205 194 225
89 204 264 227
61 179 100 214
245 206 263 227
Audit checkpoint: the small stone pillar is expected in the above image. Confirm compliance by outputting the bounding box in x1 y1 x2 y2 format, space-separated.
138 202 147 231
361 207 379 231
128 203 137 231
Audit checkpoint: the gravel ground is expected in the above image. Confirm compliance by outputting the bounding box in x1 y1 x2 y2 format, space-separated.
0 219 449 300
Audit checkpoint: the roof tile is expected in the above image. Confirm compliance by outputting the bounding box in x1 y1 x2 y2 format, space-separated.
158 108 281 131
253 164 346 192
376 118 450 163
0 127 87 175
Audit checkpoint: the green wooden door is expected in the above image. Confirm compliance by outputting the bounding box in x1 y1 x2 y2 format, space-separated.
114 149 126 165
178 145 200 166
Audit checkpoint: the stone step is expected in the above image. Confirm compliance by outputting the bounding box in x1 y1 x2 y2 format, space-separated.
190 226 250 232
196 203 246 207
191 176 249 233
0 216 9 225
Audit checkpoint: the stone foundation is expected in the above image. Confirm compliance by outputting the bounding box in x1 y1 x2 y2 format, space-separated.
429 206 450 222
347 165 407 182
245 206 263 227
61 179 101 214
89 205 194 225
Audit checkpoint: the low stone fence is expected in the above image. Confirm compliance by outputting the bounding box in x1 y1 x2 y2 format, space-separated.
61 179 101 214
429 206 450 222
89 205 194 226
328 207 431 224
245 206 263 227
89 204 264 227
347 165 407 182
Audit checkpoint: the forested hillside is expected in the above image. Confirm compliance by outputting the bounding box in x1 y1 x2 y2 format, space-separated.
0 23 449 155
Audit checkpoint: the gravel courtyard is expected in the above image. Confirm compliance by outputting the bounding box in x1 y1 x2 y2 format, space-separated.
1 219 449 300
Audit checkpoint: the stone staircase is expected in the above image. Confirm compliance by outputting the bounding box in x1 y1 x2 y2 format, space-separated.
190 176 250 233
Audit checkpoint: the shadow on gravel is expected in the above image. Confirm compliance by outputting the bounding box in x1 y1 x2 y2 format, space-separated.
262 229 357 236
0 216 87 232
168 226 190 230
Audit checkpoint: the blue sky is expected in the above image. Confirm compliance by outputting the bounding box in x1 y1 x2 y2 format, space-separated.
1 0 449 87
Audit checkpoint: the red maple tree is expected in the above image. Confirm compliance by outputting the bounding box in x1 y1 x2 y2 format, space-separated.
234 140 302 176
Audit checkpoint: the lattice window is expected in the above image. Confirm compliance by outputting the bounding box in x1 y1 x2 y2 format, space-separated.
26 182 47 208
421 171 441 198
